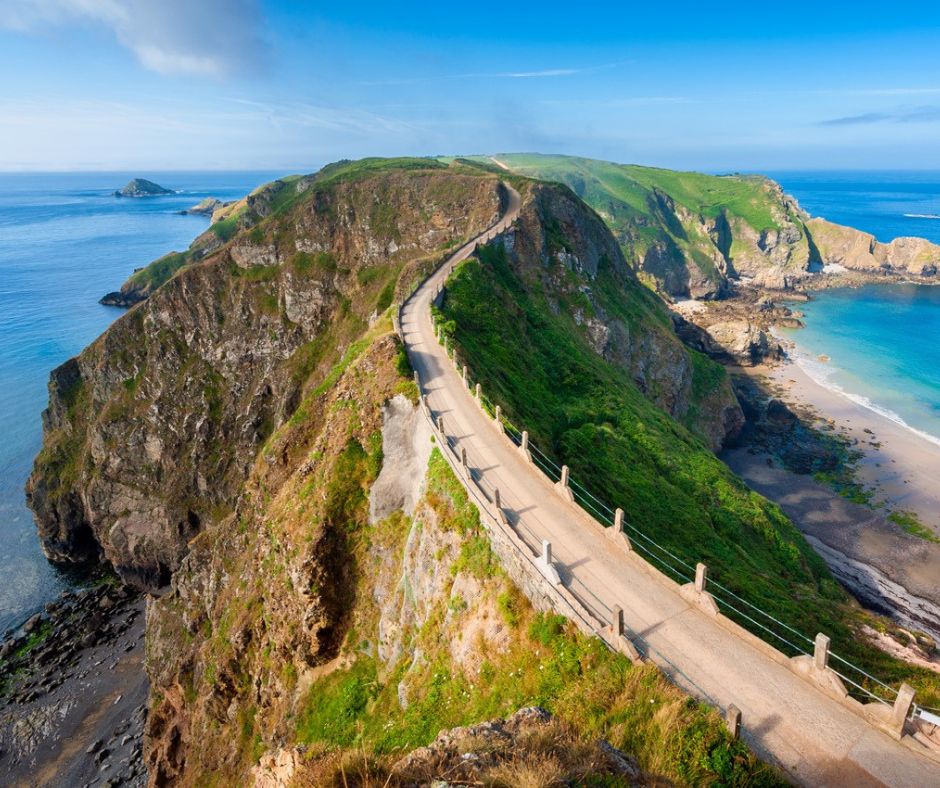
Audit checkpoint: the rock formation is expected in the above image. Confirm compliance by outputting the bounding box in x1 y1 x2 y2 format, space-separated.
178 197 227 216
115 179 173 198
30 165 502 588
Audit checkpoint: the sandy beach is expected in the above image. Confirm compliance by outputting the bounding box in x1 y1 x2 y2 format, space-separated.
723 352 940 645
763 353 940 536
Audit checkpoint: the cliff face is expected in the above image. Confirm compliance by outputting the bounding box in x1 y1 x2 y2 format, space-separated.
27 160 782 785
28 166 502 587
806 217 940 276
463 181 743 450
491 154 940 297
145 384 768 786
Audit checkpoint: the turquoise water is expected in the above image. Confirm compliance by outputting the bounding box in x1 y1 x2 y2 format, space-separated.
0 172 280 632
778 284 940 448
766 172 940 450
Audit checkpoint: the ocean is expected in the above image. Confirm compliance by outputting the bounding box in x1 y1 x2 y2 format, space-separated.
768 172 940 451
0 171 281 633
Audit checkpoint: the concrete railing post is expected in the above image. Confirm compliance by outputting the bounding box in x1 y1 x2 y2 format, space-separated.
611 604 624 637
495 405 501 424
475 383 481 403
555 464 575 502
814 633 830 671
892 683 916 736
413 370 420 388
444 337 449 356
608 507 632 551
725 705 741 740
542 539 552 565
695 563 708 594
461 447 468 470
494 487 501 510
519 430 531 462
462 365 468 386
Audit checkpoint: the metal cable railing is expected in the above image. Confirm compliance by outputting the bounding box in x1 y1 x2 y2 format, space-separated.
427 291 925 715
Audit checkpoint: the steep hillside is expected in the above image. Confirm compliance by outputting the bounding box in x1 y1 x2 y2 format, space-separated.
487 154 940 297
29 156 939 783
438 211 940 709
28 160 503 587
146 377 777 785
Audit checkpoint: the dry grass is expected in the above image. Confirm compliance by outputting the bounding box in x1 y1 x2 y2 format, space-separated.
484 753 568 787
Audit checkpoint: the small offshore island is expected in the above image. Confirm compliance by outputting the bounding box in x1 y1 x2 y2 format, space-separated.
114 178 173 198
4 155 940 785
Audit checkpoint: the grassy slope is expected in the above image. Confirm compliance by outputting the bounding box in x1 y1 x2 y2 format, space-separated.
491 153 782 231
480 153 801 294
294 450 783 786
439 243 940 707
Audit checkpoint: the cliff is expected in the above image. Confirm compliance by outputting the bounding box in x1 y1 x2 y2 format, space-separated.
29 161 503 588
22 158 792 784
442 180 744 450
145 379 772 785
806 217 940 276
489 154 940 297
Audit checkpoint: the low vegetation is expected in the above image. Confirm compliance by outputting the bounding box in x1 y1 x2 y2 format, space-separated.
439 242 940 707
294 451 783 786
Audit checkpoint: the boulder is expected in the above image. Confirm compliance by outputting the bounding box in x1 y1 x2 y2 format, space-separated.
704 320 782 365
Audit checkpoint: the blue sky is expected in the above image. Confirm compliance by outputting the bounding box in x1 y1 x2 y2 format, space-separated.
1 0 939 172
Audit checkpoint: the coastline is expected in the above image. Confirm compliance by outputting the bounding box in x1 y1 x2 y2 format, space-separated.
770 338 940 536
723 349 940 648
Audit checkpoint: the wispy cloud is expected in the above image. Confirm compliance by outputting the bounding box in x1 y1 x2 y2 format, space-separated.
359 62 623 87
820 105 940 126
0 0 267 77
226 98 420 136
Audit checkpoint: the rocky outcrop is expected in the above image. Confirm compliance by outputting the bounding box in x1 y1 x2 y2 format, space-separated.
806 218 940 277
115 179 172 198
704 320 784 366
30 167 503 588
389 707 643 786
179 197 226 216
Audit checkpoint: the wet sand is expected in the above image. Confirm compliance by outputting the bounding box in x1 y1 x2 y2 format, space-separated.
724 358 940 644
762 356 940 535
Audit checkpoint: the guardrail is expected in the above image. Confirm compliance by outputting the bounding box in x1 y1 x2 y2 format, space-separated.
395 192 939 750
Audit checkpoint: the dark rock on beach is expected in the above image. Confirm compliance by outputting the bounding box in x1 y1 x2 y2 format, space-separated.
0 578 147 786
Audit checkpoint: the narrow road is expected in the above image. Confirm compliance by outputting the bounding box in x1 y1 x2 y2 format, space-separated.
401 182 940 786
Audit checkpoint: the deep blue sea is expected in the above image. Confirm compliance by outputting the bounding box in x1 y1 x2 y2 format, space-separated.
767 172 940 450
0 172 280 632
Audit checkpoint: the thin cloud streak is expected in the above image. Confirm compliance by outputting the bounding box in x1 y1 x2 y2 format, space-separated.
358 62 624 86
820 105 940 126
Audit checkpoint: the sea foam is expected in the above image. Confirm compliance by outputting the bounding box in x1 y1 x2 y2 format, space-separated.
790 349 940 450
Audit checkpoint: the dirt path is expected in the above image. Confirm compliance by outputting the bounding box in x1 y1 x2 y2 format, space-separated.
401 186 940 786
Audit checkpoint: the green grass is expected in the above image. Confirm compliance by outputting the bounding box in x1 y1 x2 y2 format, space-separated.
439 241 940 707
210 214 242 242
490 153 782 232
295 454 782 786
888 510 940 543
477 153 801 296
127 251 189 292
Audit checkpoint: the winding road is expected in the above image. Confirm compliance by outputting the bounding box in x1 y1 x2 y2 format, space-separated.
400 182 940 786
